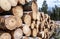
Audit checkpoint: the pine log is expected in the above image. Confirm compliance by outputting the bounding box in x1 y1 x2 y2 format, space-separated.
23 25 31 36
40 20 45 31
0 15 20 30
40 12 45 20
23 36 29 39
0 8 4 13
13 28 23 39
0 33 11 39
48 31 54 39
0 0 11 11
18 0 25 5
31 21 35 29
0 15 11 30
8 0 18 6
37 12 41 21
12 6 23 18
36 21 40 33
38 37 42 39
44 14 49 22
32 1 37 20
35 37 42 39
44 14 49 19
16 17 22 27
24 14 31 26
5 16 17 30
23 11 32 20
39 31 44 38
28 37 34 39
32 28 37 37
44 28 49 38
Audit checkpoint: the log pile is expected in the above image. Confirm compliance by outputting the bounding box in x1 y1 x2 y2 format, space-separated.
0 0 58 39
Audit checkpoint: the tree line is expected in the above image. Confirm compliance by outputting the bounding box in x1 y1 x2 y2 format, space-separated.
39 0 60 21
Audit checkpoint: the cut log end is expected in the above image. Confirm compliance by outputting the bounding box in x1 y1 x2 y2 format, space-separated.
0 33 11 39
18 0 25 5
16 17 22 27
5 16 17 30
37 12 41 21
12 6 23 18
32 1 37 20
0 0 11 11
8 0 18 6
23 36 29 39
23 25 31 36
32 28 37 37
14 28 23 39
31 21 35 29
24 14 31 26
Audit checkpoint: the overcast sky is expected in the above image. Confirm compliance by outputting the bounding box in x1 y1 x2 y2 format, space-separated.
37 0 60 8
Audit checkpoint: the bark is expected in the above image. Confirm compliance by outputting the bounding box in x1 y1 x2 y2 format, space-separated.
0 8 4 13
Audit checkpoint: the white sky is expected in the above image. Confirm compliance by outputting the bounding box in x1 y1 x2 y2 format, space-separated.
37 0 60 8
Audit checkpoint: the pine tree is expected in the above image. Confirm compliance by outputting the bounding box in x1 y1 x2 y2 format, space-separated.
41 0 48 13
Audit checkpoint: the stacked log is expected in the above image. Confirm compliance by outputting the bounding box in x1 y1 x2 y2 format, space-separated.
0 31 11 39
0 0 58 39
0 0 36 11
0 15 22 30
13 28 23 39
